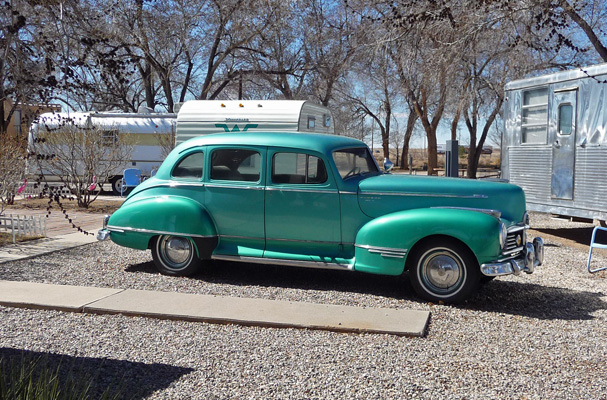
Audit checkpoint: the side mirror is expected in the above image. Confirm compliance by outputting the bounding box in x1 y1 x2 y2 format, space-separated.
383 158 394 173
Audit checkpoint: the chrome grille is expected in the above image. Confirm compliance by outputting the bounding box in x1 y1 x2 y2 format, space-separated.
504 226 525 255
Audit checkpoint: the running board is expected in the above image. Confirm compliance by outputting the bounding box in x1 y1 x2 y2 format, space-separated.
212 254 354 271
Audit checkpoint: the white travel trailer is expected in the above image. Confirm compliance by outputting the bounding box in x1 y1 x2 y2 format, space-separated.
175 100 334 144
28 110 176 194
501 63 607 223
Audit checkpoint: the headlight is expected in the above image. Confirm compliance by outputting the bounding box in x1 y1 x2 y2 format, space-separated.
523 211 530 227
499 221 508 249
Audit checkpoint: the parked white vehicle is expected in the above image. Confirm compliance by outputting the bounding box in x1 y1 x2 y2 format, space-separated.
502 63 607 223
27 110 176 195
175 100 333 145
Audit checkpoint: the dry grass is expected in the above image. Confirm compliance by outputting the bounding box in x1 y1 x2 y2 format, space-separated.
0 232 45 246
4 197 123 214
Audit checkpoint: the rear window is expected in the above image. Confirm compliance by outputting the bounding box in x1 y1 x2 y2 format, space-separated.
172 152 204 179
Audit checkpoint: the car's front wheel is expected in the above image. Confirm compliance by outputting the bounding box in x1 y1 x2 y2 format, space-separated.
408 239 479 303
151 235 201 276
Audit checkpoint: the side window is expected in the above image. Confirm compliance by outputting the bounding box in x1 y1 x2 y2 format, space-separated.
172 152 204 179
272 152 327 184
211 149 261 182
521 87 548 144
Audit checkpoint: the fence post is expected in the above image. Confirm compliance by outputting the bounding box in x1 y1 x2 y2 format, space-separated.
11 215 16 243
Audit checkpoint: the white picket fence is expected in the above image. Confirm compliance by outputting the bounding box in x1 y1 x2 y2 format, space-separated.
0 214 47 244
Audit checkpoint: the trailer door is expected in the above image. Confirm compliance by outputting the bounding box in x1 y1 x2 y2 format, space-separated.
551 89 577 200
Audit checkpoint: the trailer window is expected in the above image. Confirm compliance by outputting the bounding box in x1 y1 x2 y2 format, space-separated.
558 104 573 135
307 116 316 130
102 130 119 146
521 88 548 144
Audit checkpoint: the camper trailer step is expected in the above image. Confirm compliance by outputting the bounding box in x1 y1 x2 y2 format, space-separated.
587 226 607 273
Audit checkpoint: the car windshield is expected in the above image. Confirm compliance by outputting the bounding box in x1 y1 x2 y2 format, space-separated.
332 147 379 180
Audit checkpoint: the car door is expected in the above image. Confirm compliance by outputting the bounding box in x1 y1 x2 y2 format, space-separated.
204 146 266 257
264 149 342 261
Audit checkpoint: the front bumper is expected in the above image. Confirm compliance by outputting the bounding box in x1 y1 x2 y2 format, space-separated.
481 237 544 277
97 215 111 241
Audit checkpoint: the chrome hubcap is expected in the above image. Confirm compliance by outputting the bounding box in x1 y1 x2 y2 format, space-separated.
159 236 192 269
421 250 463 292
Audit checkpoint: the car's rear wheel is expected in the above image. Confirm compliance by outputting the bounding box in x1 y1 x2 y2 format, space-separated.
151 235 201 276
408 239 479 303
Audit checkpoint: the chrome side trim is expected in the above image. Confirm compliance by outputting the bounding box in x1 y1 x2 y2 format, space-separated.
212 254 354 271
205 183 264 190
355 244 408 259
166 182 206 187
432 206 501 219
338 191 357 195
107 225 216 239
360 192 488 199
267 237 341 245
265 187 338 194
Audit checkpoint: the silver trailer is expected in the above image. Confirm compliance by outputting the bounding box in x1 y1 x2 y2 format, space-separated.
175 100 333 145
502 63 607 223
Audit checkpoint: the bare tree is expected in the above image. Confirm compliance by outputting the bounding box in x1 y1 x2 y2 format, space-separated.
1 2 55 135
0 137 26 214
30 114 135 208
302 0 360 107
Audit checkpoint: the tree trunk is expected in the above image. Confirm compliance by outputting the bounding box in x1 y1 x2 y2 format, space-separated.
466 98 502 179
400 110 418 169
560 0 607 62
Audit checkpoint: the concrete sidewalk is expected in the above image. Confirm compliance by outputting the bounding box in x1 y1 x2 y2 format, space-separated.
0 280 430 337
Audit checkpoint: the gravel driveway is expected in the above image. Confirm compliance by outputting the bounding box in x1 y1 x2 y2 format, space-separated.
1 213 606 399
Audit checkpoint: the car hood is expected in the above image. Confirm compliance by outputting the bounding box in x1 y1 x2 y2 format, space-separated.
357 174 526 224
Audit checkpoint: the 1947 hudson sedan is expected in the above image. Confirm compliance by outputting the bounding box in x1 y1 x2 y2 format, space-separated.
98 132 544 303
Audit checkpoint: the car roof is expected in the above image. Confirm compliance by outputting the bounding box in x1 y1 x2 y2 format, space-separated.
176 132 366 154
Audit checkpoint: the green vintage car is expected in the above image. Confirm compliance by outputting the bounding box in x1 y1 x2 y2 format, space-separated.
98 132 543 303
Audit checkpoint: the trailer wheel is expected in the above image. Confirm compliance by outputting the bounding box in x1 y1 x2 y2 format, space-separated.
110 176 124 196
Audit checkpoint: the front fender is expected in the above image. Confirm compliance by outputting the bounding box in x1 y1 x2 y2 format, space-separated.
108 195 217 250
354 208 501 275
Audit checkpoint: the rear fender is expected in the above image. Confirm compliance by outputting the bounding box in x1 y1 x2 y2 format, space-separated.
107 196 217 253
354 208 501 275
